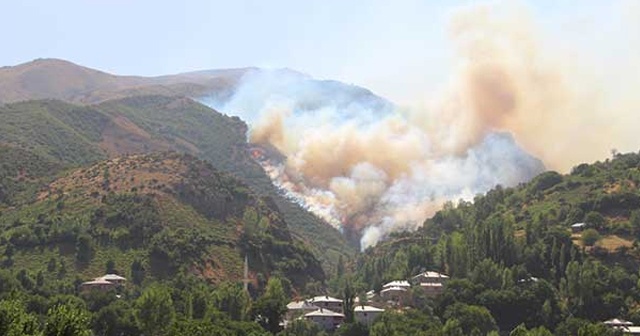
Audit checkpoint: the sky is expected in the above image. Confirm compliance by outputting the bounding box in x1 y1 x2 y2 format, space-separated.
1 0 627 103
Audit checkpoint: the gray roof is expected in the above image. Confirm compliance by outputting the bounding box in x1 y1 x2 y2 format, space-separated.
305 309 344 317
354 305 384 313
287 300 318 310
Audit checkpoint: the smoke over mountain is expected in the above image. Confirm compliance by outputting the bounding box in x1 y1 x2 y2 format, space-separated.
202 1 640 249
203 67 543 249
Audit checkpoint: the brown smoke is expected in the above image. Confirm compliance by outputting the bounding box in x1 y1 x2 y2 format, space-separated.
427 1 640 171
238 1 640 248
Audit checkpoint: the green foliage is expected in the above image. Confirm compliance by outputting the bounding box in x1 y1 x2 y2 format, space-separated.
212 282 250 321
581 229 601 247
356 151 640 332
252 277 288 334
0 300 41 336
44 304 92 336
336 322 370 336
278 319 322 336
369 309 442 336
443 303 497 335
134 285 176 336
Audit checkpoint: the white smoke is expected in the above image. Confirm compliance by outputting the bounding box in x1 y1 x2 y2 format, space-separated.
202 69 543 249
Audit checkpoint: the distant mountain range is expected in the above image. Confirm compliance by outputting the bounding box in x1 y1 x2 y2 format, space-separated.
0 59 365 287
0 58 252 104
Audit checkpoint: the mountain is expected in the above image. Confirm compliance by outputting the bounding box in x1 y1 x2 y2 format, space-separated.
0 96 355 272
0 58 251 104
0 151 324 290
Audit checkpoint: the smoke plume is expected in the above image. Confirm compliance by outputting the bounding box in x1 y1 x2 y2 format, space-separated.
203 1 640 249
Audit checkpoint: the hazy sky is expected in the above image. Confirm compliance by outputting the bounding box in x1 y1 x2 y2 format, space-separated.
1 0 628 102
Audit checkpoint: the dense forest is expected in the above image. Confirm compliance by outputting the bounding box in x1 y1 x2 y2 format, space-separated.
346 151 640 335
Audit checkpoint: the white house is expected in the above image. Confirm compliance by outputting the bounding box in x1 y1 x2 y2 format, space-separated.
412 271 449 297
80 278 116 292
97 274 127 285
604 318 640 335
382 280 411 290
309 295 343 313
285 300 318 322
354 305 384 326
411 271 449 284
79 273 126 292
380 286 408 302
305 308 344 331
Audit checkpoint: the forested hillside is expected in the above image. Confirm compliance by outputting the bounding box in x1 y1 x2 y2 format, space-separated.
1 152 324 286
0 96 355 273
353 151 640 334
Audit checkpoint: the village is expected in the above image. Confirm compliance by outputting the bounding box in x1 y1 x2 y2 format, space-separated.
79 267 640 335
281 270 450 332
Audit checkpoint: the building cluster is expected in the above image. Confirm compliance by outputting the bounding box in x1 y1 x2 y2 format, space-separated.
285 270 449 331
285 295 384 331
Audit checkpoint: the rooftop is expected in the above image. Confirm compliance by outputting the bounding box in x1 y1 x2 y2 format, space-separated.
97 274 127 281
310 295 342 303
354 305 384 313
381 286 408 293
383 280 410 288
412 271 449 279
81 279 114 286
305 309 344 318
287 300 318 310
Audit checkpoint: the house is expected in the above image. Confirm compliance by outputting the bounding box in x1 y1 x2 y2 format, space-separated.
603 318 640 335
309 295 343 313
419 282 444 297
285 300 318 322
354 290 376 305
380 286 408 302
305 308 344 331
354 305 384 326
571 222 586 233
79 273 127 292
411 271 449 297
382 280 411 290
411 271 449 284
604 318 640 335
80 278 116 292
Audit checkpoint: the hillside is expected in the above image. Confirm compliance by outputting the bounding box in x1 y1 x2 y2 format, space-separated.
0 96 355 271
0 58 250 104
0 152 324 290
354 151 640 332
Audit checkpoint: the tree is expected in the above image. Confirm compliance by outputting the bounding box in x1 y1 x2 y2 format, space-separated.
75 234 94 264
135 285 176 336
278 319 322 336
442 318 464 336
105 259 116 274
630 210 640 237
93 300 139 336
443 303 498 335
44 304 92 336
343 281 355 324
581 229 601 247
130 259 145 285
212 282 249 321
336 322 369 336
252 277 288 334
0 300 40 336
584 212 605 230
